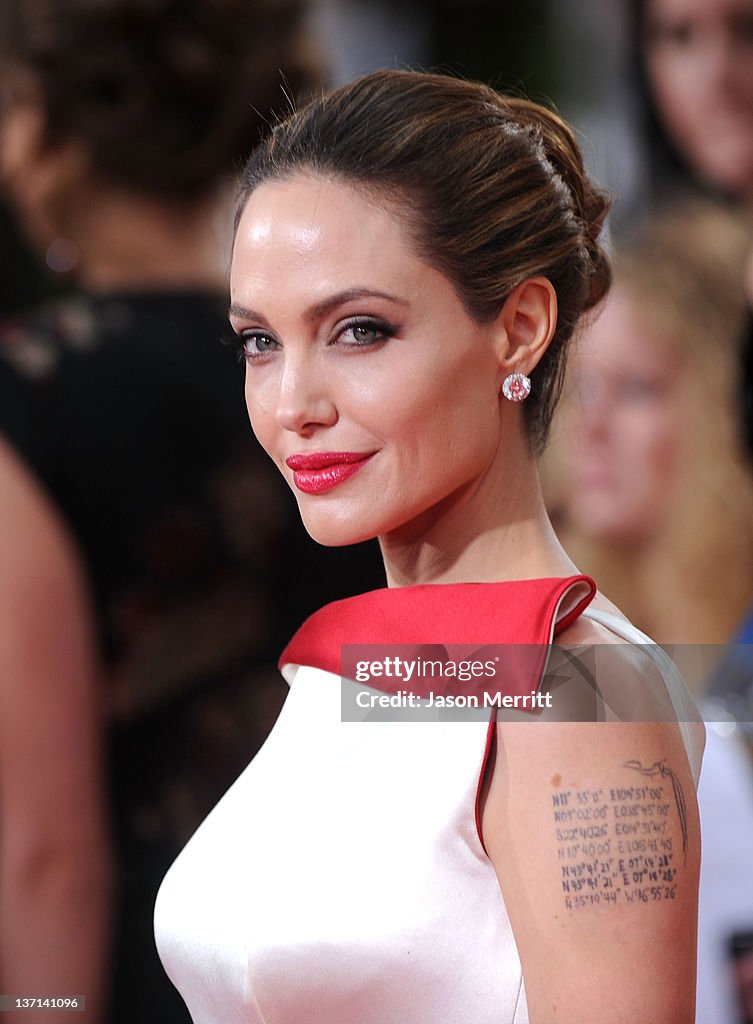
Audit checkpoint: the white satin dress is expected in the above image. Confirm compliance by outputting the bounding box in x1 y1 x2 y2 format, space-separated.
154 576 702 1024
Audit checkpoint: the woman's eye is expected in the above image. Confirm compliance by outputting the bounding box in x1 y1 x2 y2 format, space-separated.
646 18 698 50
339 320 394 346
241 332 280 359
615 378 668 402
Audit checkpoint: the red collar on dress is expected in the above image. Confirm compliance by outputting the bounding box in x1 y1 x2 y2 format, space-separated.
280 575 596 686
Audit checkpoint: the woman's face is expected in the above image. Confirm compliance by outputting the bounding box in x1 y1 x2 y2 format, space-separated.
229 175 506 547
643 0 753 198
565 284 690 544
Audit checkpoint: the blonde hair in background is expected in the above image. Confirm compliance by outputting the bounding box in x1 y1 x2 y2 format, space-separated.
545 198 753 653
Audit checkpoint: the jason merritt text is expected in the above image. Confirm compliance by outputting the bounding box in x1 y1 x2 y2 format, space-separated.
354 690 553 709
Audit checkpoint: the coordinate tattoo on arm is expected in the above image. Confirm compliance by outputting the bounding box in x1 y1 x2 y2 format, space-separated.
622 759 689 856
550 759 688 911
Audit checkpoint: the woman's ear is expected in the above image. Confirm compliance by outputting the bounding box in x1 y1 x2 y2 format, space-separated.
493 276 558 379
0 89 46 193
0 85 89 248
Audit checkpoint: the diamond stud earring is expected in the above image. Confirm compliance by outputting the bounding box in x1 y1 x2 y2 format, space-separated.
501 372 531 402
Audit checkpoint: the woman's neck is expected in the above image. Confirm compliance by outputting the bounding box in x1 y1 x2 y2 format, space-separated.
379 438 581 588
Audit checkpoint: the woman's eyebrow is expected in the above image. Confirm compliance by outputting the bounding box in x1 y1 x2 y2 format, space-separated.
228 288 408 325
302 288 408 322
228 303 269 325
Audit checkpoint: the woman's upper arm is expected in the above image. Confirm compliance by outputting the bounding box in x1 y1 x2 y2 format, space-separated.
482 641 700 1024
0 438 107 858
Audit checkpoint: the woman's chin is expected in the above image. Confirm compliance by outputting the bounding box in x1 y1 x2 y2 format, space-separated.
298 509 380 549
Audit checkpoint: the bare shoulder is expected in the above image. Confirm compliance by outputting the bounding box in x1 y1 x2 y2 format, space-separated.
479 614 700 1023
0 437 86 595
0 436 94 698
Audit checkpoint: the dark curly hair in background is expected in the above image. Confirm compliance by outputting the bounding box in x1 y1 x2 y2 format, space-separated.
0 0 317 199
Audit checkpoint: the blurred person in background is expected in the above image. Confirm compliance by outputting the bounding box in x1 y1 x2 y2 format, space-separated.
547 199 753 1024
0 200 49 314
627 0 753 208
552 200 753 646
706 249 753 714
0 1 382 1021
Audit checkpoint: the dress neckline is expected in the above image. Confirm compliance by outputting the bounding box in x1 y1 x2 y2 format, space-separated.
280 574 597 676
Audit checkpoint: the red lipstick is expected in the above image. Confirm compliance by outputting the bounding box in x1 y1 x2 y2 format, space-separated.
285 451 374 494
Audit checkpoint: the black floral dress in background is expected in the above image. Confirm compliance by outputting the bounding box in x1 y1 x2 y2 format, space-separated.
0 290 383 1023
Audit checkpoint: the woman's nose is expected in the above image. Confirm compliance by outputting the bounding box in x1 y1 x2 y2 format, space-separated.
274 355 338 436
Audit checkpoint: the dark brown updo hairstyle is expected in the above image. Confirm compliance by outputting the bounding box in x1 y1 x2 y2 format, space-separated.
0 0 317 200
235 69 612 454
